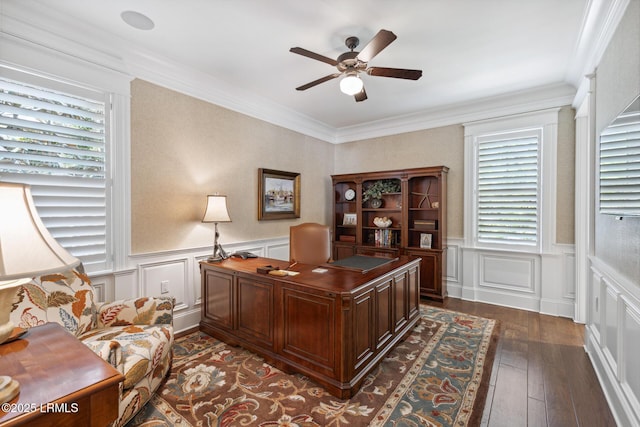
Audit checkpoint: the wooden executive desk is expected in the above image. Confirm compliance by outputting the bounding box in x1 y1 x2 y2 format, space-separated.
199 255 421 398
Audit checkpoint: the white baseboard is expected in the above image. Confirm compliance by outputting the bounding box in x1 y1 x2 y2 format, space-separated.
174 307 202 335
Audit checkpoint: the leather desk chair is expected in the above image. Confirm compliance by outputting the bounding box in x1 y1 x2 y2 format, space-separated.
289 222 332 266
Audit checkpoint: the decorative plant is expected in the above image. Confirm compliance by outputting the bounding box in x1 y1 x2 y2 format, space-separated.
362 179 401 202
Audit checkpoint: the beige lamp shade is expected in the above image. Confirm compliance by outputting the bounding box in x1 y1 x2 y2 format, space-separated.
202 195 231 223
0 182 80 282
0 182 81 404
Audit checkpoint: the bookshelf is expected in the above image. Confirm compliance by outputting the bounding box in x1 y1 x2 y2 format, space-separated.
331 166 448 300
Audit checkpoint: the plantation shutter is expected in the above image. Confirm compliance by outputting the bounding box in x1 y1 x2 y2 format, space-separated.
599 108 640 215
476 131 539 246
0 76 109 272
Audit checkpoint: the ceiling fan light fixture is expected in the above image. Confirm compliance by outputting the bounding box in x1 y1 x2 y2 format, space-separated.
340 74 363 96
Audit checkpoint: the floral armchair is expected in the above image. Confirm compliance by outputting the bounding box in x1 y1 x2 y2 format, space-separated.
9 264 174 427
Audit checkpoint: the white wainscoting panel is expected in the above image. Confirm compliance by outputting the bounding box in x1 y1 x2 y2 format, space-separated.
101 237 289 334
603 281 619 370
444 239 462 298
88 276 108 303
590 267 603 345
480 254 536 292
193 254 209 307
267 241 290 261
458 244 575 316
139 258 189 312
622 299 640 423
586 257 640 427
564 252 576 299
460 247 543 312
539 248 576 318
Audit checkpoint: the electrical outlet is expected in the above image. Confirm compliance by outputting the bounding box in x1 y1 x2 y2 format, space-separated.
161 280 169 294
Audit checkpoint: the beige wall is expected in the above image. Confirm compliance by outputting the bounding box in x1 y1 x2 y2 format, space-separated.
557 106 576 244
594 0 640 282
131 80 577 253
334 125 465 238
131 79 334 254
333 115 576 244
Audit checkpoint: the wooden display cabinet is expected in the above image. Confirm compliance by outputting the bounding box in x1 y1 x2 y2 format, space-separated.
331 166 448 300
333 179 358 259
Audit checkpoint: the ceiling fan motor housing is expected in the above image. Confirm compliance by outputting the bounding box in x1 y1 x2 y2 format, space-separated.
337 51 365 72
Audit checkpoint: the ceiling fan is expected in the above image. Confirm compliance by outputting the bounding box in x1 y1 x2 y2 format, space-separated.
290 29 422 102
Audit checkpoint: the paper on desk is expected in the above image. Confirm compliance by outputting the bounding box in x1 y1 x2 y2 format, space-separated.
311 268 328 273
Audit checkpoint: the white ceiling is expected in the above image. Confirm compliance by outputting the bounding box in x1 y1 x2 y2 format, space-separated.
2 0 612 141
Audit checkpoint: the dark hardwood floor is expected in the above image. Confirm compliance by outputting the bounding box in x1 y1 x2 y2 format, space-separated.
425 298 617 427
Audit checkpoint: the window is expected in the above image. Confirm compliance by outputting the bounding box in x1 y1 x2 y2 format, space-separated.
464 109 558 253
0 75 111 272
599 95 640 216
476 129 540 246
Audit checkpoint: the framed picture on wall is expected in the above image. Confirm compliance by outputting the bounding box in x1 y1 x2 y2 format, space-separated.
258 168 300 220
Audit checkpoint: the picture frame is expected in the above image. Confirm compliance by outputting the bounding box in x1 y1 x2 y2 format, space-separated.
420 233 432 249
258 168 300 220
343 213 357 226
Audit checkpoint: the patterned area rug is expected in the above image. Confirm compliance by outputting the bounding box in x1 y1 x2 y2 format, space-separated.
126 305 498 426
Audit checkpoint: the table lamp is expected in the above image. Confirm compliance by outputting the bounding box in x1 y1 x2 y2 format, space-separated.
0 182 80 403
202 194 231 262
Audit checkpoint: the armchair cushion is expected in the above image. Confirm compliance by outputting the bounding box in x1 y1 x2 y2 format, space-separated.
11 267 96 337
80 323 173 390
98 296 174 328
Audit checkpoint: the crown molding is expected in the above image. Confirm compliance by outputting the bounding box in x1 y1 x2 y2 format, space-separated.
121 49 338 143
569 0 630 108
1 0 625 144
0 1 339 143
334 84 575 143
0 3 129 82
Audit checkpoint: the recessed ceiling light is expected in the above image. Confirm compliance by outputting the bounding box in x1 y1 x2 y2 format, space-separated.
121 11 155 30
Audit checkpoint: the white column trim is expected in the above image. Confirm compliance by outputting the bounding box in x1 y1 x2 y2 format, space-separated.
110 92 132 271
574 74 596 323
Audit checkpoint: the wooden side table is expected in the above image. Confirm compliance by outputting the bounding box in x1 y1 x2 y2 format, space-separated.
0 322 124 427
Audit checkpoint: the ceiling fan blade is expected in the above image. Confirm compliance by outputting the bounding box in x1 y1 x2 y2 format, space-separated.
290 47 338 66
295 73 341 91
367 67 422 80
354 87 367 102
356 29 397 63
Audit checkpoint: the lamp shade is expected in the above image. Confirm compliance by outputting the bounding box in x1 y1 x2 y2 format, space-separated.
340 74 364 96
202 195 231 223
0 182 80 282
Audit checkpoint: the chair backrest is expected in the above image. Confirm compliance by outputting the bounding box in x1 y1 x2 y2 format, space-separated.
10 265 97 337
289 222 332 266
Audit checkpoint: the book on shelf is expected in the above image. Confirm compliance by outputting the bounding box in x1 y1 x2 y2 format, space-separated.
374 228 397 246
414 219 437 230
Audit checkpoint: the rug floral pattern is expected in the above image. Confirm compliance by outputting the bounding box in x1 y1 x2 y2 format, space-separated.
125 306 496 427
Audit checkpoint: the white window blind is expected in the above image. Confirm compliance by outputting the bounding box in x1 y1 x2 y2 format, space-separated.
0 76 109 272
599 106 640 216
476 131 540 246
